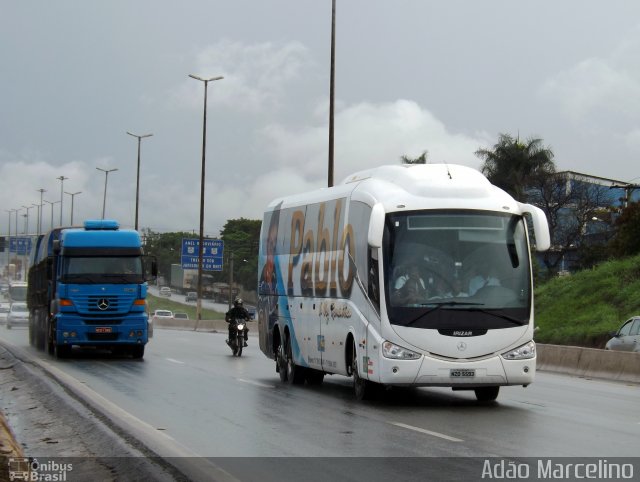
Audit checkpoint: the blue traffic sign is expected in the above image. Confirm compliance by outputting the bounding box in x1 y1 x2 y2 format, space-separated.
181 238 224 271
10 237 32 255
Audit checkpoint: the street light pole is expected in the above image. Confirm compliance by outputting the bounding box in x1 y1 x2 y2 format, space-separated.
4 210 13 267
21 205 33 235
36 188 46 235
327 0 336 188
64 191 82 225
188 73 223 328
57 176 69 226
96 167 118 220
44 200 60 231
126 131 153 231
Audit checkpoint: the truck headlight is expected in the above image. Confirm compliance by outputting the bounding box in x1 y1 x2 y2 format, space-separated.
382 341 421 360
501 341 536 360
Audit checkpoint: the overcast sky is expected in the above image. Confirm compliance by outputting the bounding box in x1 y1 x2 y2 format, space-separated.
2 0 640 237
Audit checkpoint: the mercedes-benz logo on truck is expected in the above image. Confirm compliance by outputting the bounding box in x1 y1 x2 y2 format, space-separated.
97 298 110 311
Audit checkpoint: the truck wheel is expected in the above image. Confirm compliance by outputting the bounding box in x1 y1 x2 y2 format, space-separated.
132 345 145 359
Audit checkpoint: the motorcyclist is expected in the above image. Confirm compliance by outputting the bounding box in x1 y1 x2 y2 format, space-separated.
225 297 250 347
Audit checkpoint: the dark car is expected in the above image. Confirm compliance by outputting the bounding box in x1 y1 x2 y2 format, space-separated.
605 316 640 352
246 305 256 320
185 292 197 302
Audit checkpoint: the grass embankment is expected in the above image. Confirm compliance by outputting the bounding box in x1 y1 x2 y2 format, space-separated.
535 253 640 347
146 294 225 321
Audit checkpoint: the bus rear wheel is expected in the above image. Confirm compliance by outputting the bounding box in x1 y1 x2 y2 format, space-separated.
285 334 305 385
474 386 499 402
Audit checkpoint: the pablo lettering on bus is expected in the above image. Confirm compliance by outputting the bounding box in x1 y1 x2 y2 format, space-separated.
287 199 356 298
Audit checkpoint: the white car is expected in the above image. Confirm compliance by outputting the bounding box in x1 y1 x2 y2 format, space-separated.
0 302 10 324
7 302 29 329
149 309 174 337
159 286 172 297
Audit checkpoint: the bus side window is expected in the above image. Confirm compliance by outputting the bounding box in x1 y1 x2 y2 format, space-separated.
368 247 380 311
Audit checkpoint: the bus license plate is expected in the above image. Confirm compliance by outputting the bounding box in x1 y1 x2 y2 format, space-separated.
96 327 112 333
450 369 475 378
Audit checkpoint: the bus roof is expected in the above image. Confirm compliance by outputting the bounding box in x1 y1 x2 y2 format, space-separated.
265 164 519 214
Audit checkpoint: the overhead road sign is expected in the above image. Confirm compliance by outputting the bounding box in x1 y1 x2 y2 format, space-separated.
181 238 224 271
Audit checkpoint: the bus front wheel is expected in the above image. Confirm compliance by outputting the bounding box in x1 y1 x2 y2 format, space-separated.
474 386 499 402
352 342 377 400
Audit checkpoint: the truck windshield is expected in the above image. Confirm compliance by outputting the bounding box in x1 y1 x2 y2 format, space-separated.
61 256 143 284
383 210 532 330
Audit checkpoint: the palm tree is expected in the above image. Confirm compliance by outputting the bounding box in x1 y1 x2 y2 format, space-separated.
400 150 428 164
475 134 555 201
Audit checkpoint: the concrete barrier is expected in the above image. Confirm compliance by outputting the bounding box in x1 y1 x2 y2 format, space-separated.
153 318 258 333
537 344 640 384
151 321 640 384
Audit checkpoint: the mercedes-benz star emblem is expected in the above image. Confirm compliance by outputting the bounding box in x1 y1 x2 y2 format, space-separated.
97 298 110 311
457 341 467 352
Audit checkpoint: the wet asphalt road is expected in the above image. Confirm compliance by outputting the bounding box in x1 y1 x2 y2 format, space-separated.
1 324 639 480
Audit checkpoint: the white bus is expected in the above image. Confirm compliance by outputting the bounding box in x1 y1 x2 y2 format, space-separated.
257 164 550 401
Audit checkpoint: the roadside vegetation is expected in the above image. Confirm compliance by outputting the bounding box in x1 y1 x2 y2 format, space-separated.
535 253 640 347
147 294 225 321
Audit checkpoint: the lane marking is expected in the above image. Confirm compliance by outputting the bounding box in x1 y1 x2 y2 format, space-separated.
166 358 185 365
390 421 464 442
237 378 275 389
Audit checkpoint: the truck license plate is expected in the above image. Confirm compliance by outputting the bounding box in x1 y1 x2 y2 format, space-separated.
450 369 475 378
96 327 112 333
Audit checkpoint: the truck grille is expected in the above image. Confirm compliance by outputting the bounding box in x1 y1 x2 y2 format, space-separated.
74 295 135 315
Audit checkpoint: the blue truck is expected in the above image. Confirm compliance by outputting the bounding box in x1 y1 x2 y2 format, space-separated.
27 220 156 359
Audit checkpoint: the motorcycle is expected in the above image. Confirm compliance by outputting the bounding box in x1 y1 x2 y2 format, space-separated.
226 318 247 357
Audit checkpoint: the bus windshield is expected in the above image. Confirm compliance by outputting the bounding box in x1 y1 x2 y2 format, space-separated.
61 256 143 284
383 210 532 330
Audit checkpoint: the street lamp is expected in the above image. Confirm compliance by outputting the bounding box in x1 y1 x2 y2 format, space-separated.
96 167 118 220
57 176 69 226
327 0 336 187
21 205 33 235
188 73 223 328
44 200 60 230
64 191 82 225
4 209 14 266
126 131 153 231
36 188 46 235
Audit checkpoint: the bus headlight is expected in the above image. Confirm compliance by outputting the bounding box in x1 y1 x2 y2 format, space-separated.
382 341 421 360
501 341 536 360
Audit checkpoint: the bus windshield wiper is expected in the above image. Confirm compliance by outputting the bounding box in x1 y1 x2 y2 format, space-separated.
405 301 484 326
465 308 527 326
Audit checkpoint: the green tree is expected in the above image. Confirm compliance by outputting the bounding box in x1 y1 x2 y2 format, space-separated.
218 218 262 290
609 202 640 258
400 150 428 164
142 230 189 281
475 134 555 201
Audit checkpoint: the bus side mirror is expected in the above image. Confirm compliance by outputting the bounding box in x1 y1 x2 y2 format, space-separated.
368 203 385 248
520 203 550 252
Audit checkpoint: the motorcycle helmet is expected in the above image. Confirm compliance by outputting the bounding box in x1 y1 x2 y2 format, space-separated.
234 297 243 306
